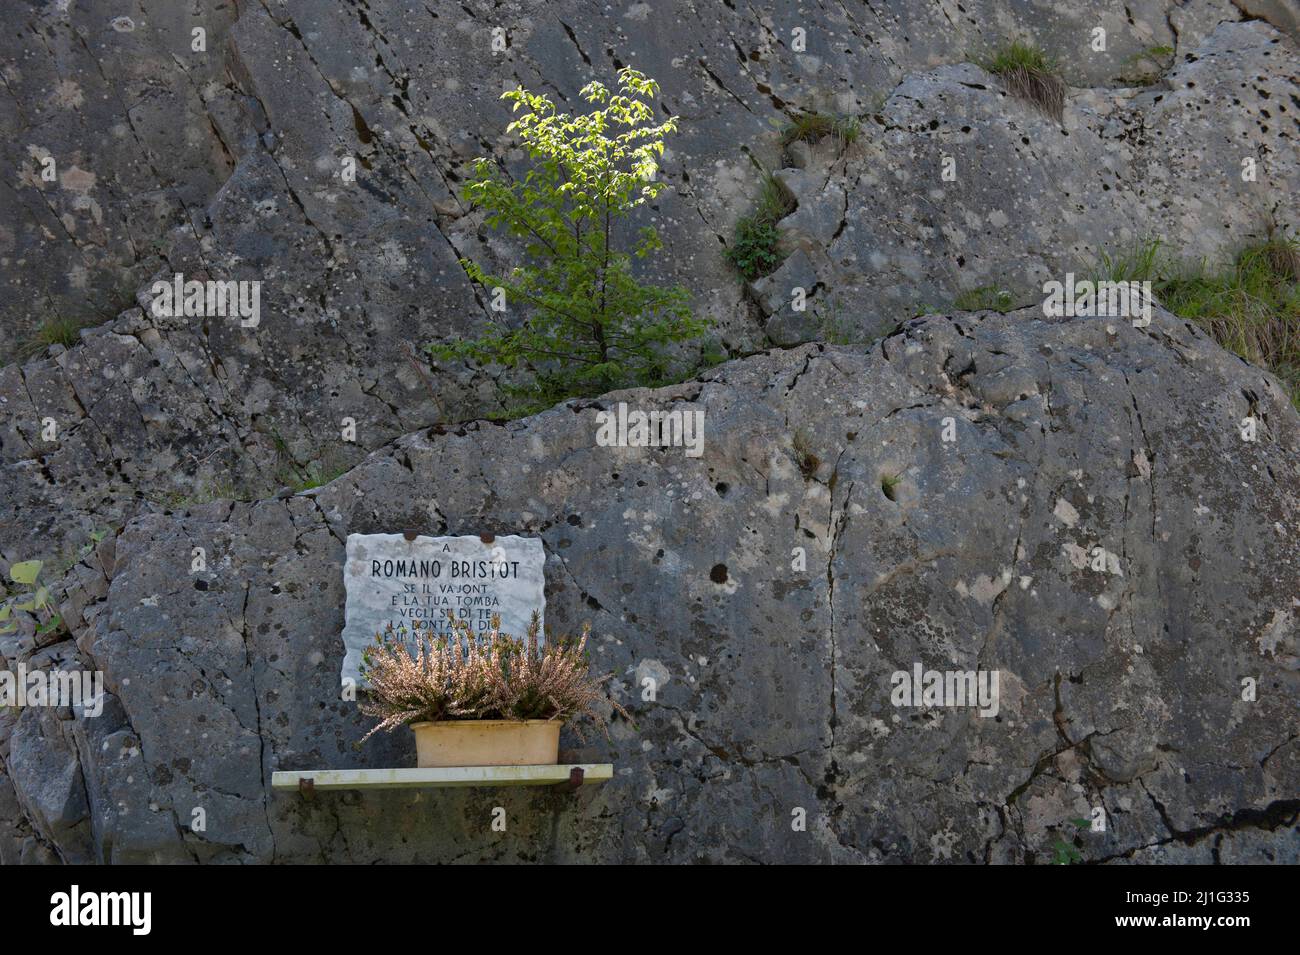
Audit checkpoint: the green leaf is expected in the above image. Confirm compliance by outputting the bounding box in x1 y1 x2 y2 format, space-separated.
9 560 42 586
433 68 711 411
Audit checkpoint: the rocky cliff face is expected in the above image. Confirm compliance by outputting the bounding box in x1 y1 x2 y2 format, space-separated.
4 1 1299 566
1 1 1298 863
4 305 1299 863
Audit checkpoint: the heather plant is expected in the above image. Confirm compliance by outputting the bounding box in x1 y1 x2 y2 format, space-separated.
359 611 628 742
429 67 711 416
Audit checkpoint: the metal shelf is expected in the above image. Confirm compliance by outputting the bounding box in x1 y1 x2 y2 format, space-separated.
272 764 612 797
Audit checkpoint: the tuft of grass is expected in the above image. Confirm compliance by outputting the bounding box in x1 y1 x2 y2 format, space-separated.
754 173 797 221
1142 44 1176 58
1100 235 1300 408
779 112 861 152
815 297 861 345
16 316 88 362
1097 238 1165 284
792 430 820 479
953 285 1018 313
983 39 1055 75
150 479 246 510
288 462 351 493
726 174 797 280
981 41 1066 120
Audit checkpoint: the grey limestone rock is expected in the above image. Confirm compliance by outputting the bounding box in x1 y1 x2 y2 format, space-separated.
1 0 1297 865
16 304 1296 863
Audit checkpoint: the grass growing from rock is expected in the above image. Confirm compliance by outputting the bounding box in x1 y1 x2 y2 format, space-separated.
1102 236 1300 407
952 285 1018 313
150 479 246 510
779 112 861 153
981 41 1066 121
726 174 796 280
16 316 88 362
791 430 820 478
814 297 862 345
286 462 352 493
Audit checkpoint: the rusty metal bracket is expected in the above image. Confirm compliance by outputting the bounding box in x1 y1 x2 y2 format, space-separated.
551 766 584 794
299 777 316 800
403 530 419 541
479 533 495 545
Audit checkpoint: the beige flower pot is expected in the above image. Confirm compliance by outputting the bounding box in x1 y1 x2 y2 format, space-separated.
410 719 561 768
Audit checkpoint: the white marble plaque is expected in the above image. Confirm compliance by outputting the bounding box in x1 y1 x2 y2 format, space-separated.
340 533 546 685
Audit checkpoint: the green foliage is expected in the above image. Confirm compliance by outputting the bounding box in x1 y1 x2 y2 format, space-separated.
151 479 245 510
728 217 782 281
49 527 110 577
953 285 1018 313
1100 236 1300 408
1 559 63 641
779 112 861 151
16 316 88 362
754 173 797 222
980 41 1065 119
983 40 1055 75
1049 818 1090 865
289 464 350 493
428 68 710 415
814 296 861 345
1097 237 1165 284
726 175 796 281
9 561 41 587
267 428 354 493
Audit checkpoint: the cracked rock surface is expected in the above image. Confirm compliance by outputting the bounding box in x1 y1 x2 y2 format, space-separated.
2 1 1299 863
3 305 1297 863
3 2 1299 567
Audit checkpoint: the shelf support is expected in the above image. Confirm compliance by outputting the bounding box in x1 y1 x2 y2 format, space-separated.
551 766 584 794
